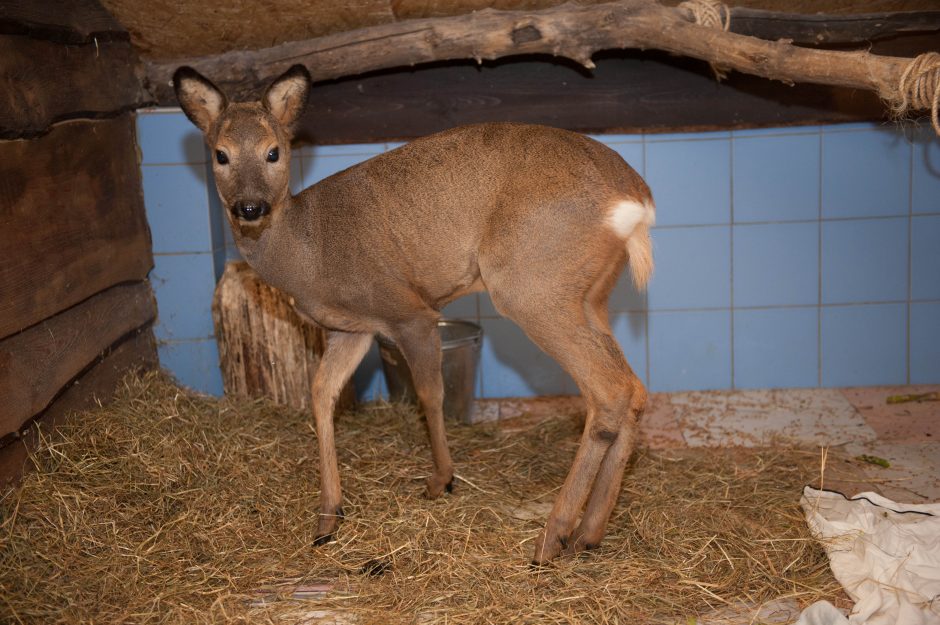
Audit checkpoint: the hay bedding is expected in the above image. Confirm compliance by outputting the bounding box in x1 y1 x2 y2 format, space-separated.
0 373 844 624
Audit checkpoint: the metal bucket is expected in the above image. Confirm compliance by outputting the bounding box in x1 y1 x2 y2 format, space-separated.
377 319 483 424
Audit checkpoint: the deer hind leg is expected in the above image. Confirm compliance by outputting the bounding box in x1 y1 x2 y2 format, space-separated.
490 288 639 563
390 316 454 499
312 331 374 545
565 378 646 555
564 265 648 554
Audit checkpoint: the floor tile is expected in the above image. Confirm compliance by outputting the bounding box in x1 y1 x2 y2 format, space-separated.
638 393 685 449
844 441 940 503
841 385 940 443
671 388 876 447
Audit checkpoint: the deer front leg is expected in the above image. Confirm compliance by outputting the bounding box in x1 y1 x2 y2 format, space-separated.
312 331 374 546
392 319 454 498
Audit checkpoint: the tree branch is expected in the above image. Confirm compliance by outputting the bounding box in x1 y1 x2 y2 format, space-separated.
144 0 936 128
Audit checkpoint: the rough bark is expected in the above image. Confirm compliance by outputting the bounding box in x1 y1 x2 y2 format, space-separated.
213 262 355 412
144 0 928 118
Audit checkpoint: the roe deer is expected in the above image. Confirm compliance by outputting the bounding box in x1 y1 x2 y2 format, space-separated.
174 65 655 564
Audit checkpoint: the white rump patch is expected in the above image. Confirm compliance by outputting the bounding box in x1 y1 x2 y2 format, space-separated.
606 199 656 238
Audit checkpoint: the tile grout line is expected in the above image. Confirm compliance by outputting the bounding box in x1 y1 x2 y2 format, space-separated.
907 131 914 385
817 128 824 388
729 133 736 389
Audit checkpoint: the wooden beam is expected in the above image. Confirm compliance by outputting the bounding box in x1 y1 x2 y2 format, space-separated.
295 51 887 144
0 281 156 441
143 0 936 127
0 115 153 340
729 9 940 45
0 0 129 44
0 328 157 486
0 35 149 138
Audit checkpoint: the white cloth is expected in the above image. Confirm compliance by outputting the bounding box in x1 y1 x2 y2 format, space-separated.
798 486 940 625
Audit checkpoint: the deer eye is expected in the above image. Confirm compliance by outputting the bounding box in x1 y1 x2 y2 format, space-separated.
215 150 229 165
266 147 279 163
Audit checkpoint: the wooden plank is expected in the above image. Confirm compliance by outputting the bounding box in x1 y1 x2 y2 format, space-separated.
294 51 886 144
0 281 156 440
0 0 128 44
0 328 157 487
0 35 149 138
730 9 940 45
0 115 153 339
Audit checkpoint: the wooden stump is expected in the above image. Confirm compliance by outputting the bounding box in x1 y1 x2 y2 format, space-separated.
212 261 355 411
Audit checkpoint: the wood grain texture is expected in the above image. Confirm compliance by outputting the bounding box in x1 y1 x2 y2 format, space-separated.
730 9 940 45
0 115 153 340
0 281 156 440
294 51 887 144
213 262 355 412
144 0 933 109
101 0 940 60
0 0 128 43
0 35 149 138
0 328 157 486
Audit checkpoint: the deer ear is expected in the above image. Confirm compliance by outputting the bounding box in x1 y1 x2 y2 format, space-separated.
262 65 311 130
173 67 227 134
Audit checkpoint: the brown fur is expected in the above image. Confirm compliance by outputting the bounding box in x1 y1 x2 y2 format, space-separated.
174 65 655 564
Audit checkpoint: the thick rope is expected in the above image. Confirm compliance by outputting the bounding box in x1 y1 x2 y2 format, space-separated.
678 0 730 32
678 0 731 80
893 52 940 135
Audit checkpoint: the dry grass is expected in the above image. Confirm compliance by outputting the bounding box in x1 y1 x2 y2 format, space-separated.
0 373 843 624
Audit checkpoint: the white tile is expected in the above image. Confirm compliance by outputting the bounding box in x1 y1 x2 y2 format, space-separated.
670 388 877 447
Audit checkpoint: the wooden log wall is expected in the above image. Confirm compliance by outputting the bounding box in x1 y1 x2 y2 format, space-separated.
0 0 157 485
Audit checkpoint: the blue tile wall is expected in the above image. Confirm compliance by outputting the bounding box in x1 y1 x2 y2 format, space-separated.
646 133 731 226
821 217 908 304
912 215 940 301
822 125 910 219
647 226 731 310
733 222 818 308
137 109 940 398
734 307 818 389
733 128 820 223
910 302 940 384
821 304 907 387
648 310 732 392
911 124 940 214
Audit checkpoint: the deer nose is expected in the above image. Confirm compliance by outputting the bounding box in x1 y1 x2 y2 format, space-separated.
233 200 270 221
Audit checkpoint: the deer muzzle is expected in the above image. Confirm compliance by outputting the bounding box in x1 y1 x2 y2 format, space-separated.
232 200 270 222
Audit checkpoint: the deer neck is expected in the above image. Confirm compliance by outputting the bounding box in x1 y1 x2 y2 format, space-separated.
229 196 316 298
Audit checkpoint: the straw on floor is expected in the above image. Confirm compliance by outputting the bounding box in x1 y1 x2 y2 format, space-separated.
1 373 845 624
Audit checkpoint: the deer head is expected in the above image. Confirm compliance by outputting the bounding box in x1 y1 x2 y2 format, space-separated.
173 65 311 227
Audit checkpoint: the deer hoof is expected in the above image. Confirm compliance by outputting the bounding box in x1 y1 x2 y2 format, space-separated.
426 475 454 499
313 533 334 547
531 531 566 564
